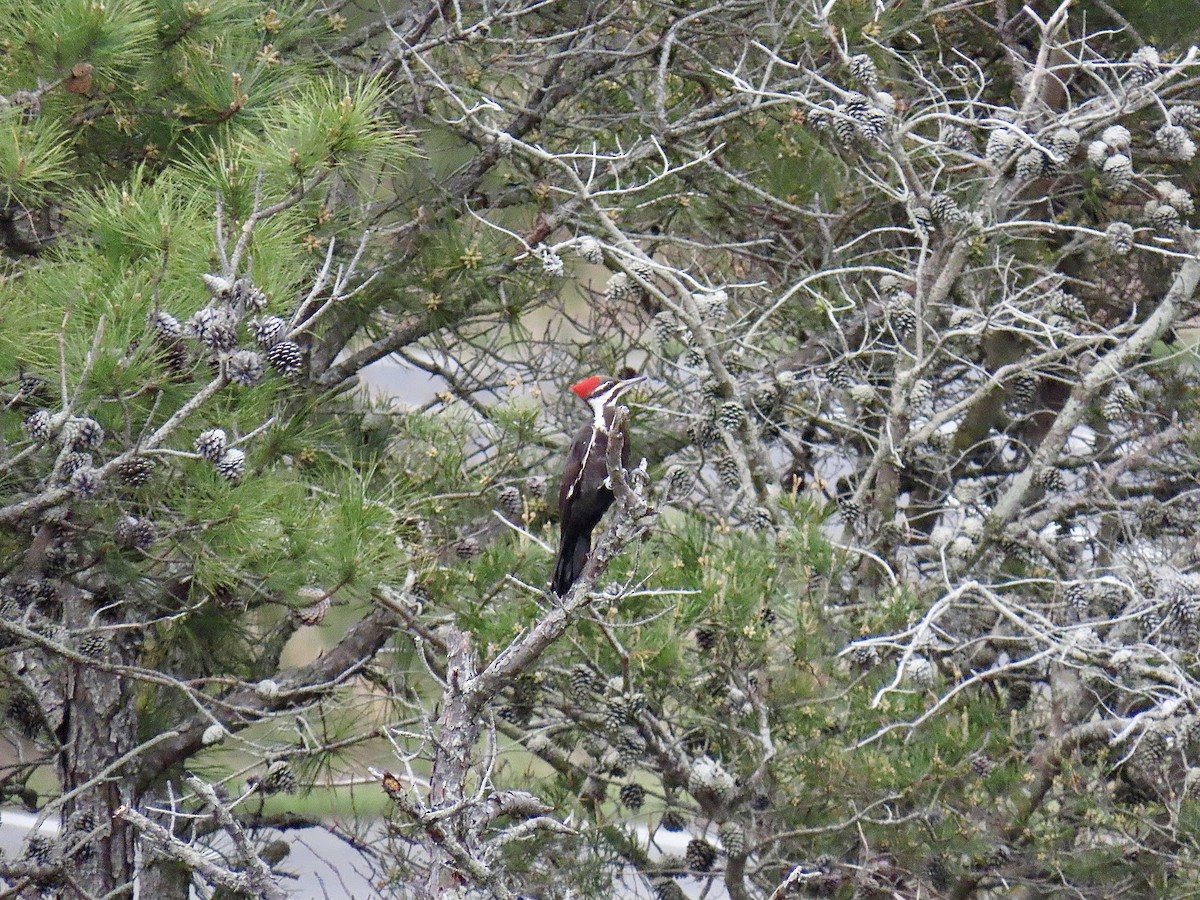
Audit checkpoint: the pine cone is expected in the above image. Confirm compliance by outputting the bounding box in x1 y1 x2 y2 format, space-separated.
496 485 522 518
1146 199 1181 234
616 732 645 770
266 340 304 378
1156 124 1196 161
928 194 962 226
1102 125 1132 151
887 303 916 339
189 305 239 351
831 110 858 145
114 515 158 551
1128 46 1161 84
605 272 632 302
718 821 745 856
1048 126 1080 161
941 123 974 151
908 379 932 409
215 448 246 481
1035 467 1065 492
852 104 888 142
695 289 729 322
1049 288 1086 319
837 496 862 526
3 578 50 605
454 536 482 559
688 420 719 449
149 309 182 342
664 465 692 497
64 809 97 861
1170 104 1200 128
251 315 287 348
1162 182 1195 215
69 466 103 497
652 311 677 346
24 833 58 866
619 782 645 811
63 416 104 451
7 689 44 737
699 380 723 407
849 643 879 668
24 409 54 442
116 455 154 485
294 586 331 626
574 235 604 264
903 654 935 688
1101 154 1133 193
14 374 45 397
716 456 740 489
194 429 227 462
685 838 717 873
78 634 107 659
1011 372 1038 408
825 362 854 389
848 54 878 89
970 755 995 778
1065 583 1093 611
1087 139 1111 166
1015 149 1046 179
254 760 298 795
717 401 744 431
985 128 1018 162
535 247 566 278
226 349 265 387
688 756 735 806
747 507 773 530
230 278 269 313
805 104 832 133
568 664 601 700
909 204 934 237
1101 384 1137 421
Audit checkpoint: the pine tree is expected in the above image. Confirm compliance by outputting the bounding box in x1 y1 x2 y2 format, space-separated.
0 1 412 895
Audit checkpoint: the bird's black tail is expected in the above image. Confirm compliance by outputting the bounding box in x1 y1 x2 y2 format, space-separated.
551 530 591 596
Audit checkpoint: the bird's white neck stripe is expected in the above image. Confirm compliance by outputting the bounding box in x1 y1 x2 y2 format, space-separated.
590 401 608 433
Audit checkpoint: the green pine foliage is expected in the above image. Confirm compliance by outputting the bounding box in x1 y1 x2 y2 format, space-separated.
1 0 158 85
0 109 73 206
0 0 417 892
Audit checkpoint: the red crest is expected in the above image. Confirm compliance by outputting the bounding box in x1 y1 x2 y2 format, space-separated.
570 375 604 399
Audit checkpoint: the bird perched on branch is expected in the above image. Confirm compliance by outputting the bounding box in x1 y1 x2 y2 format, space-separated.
551 374 645 596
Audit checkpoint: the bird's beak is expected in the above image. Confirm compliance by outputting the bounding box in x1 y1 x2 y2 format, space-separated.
614 375 647 398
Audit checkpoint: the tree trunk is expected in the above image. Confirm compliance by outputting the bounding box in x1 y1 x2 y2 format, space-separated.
423 628 482 896
59 588 143 897
138 856 193 900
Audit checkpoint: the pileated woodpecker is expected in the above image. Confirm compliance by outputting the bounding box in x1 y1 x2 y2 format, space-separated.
551 374 645 596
